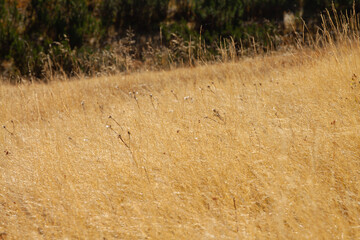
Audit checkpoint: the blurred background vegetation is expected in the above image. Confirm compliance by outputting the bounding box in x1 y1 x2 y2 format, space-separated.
0 0 358 81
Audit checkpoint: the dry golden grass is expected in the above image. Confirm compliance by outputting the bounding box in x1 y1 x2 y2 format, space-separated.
1 40 360 239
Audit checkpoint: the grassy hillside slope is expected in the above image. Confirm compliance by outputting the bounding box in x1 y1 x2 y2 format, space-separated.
1 41 360 239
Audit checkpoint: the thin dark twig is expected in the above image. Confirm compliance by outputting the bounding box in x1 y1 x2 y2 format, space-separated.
108 115 124 130
149 94 156 109
128 131 131 148
118 134 130 148
2 125 14 135
107 124 137 167
11 120 15 133
171 90 178 101
133 92 140 109
107 125 129 148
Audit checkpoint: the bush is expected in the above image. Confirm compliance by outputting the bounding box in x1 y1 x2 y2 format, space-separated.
100 0 170 35
304 0 358 17
0 0 104 81
0 0 24 74
26 0 102 48
191 0 244 41
0 0 359 81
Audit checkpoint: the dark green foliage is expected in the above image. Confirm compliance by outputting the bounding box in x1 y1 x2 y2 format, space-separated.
304 0 358 17
0 0 359 81
0 0 23 62
242 0 298 20
192 0 244 40
26 0 102 48
0 0 103 80
163 0 282 48
100 0 170 34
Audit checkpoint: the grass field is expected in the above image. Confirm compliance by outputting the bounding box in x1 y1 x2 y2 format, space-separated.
1 38 360 238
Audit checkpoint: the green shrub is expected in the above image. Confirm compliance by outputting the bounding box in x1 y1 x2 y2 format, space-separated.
304 0 357 17
0 0 103 80
26 0 102 48
0 0 359 82
0 0 23 70
100 0 170 35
